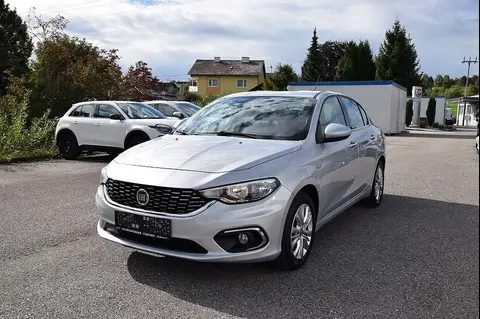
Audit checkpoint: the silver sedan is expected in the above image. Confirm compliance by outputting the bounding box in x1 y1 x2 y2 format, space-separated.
96 90 386 271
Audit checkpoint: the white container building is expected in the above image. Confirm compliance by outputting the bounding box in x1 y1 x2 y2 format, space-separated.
287 80 408 134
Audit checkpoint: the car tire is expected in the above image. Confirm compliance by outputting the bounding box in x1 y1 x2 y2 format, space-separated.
58 133 80 160
363 160 385 207
126 135 149 149
273 191 317 271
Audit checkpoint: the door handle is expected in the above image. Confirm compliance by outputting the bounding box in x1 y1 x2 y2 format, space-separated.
348 141 357 148
73 121 79 124
95 123 102 126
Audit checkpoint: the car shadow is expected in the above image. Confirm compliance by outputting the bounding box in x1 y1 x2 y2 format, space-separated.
126 195 479 319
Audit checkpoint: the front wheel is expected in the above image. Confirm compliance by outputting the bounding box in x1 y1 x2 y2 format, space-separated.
363 160 385 207
126 135 149 149
273 192 316 271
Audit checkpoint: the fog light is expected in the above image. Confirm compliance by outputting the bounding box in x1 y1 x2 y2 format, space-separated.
214 227 268 253
238 233 249 244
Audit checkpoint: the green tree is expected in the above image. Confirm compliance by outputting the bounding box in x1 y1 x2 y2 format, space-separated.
444 85 464 98
426 97 436 126
442 75 455 89
466 84 479 96
375 20 421 93
28 12 123 117
336 40 375 81
426 86 445 96
405 99 413 127
264 63 298 90
0 0 33 95
319 40 347 81
420 74 434 91
301 27 323 81
433 75 444 87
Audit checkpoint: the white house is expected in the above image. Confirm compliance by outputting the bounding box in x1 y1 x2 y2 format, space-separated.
456 95 479 127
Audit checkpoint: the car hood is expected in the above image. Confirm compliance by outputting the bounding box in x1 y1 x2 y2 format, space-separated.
114 134 302 173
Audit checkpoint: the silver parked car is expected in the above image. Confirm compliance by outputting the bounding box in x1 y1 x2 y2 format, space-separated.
144 100 201 120
96 90 386 270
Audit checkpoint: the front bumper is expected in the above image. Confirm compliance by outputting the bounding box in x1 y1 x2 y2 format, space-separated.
95 183 292 262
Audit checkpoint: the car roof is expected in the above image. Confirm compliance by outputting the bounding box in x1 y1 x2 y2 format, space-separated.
225 90 323 99
72 100 146 106
143 100 174 103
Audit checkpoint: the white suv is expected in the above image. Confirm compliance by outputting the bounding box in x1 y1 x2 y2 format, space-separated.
55 101 180 160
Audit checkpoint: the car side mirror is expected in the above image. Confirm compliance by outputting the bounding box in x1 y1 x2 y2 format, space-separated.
318 123 352 143
172 111 183 119
109 114 124 120
154 123 174 135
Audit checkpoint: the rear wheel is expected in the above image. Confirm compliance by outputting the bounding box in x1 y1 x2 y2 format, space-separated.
273 192 316 271
58 133 80 160
126 134 149 149
364 160 385 207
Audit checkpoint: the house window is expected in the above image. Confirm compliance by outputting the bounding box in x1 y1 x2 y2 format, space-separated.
237 79 247 88
208 79 218 87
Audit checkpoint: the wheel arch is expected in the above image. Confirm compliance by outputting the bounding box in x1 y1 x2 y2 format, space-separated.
296 184 319 216
124 130 150 149
377 154 386 168
56 128 77 145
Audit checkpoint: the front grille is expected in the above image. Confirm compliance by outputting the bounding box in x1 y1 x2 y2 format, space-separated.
105 178 211 215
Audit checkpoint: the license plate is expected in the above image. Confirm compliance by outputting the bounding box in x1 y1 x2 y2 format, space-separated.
114 210 172 239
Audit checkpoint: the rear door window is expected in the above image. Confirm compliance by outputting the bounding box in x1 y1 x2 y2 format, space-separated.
339 97 365 129
79 104 96 118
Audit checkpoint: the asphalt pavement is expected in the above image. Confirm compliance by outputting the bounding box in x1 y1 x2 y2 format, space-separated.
1 134 479 319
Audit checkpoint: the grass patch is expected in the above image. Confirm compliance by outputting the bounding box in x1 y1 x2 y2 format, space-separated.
0 148 59 163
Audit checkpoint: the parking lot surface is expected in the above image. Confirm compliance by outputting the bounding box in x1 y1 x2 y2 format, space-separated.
1 135 479 319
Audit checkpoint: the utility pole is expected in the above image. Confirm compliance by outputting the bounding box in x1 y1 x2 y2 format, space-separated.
461 56 478 126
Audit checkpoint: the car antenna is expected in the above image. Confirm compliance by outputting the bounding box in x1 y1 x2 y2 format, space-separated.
313 75 321 91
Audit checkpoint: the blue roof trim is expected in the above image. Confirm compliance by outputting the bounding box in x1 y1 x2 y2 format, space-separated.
288 80 407 92
407 95 446 99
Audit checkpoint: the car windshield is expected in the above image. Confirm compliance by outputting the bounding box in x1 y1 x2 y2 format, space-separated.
117 102 166 119
174 102 201 116
177 96 317 140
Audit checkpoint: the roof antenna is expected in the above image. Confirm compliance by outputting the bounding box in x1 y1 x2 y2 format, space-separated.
313 74 321 91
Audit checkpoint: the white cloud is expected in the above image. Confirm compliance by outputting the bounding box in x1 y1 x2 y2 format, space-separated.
7 0 480 81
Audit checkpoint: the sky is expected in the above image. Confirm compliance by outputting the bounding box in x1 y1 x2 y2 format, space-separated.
7 0 480 82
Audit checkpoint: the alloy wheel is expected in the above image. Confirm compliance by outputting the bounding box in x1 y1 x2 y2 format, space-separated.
290 203 314 260
374 164 384 202
61 137 72 155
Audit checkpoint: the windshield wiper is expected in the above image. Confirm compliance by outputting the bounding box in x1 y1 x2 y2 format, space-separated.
215 131 261 139
174 130 189 135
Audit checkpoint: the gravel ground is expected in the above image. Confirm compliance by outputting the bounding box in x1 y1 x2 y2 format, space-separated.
0 134 478 319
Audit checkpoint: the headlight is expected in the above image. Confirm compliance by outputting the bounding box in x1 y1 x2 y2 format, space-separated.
100 166 108 185
199 178 280 204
